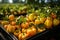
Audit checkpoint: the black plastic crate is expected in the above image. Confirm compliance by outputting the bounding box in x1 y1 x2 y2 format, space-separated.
0 25 60 40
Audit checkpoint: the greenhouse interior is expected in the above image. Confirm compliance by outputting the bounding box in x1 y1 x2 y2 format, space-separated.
0 0 60 40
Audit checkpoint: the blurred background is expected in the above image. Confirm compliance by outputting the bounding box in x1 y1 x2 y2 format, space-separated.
0 0 60 6
0 0 59 4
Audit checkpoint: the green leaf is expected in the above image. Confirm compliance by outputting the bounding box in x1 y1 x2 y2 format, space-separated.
40 13 46 17
23 18 27 23
16 17 23 25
